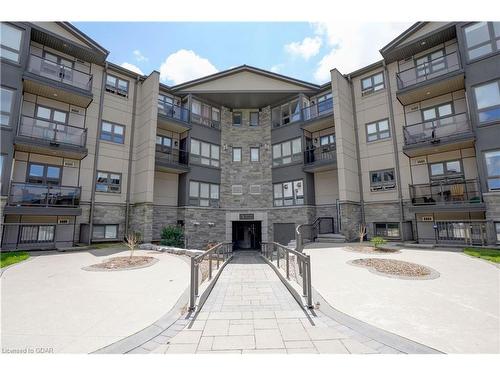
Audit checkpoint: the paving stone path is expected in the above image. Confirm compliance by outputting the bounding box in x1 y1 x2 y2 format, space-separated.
148 251 403 354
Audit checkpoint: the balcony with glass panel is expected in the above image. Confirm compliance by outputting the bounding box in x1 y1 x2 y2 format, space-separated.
157 95 192 132
14 115 88 159
301 95 334 132
155 144 190 174
402 112 474 157
190 99 221 129
303 133 337 173
395 50 464 105
23 54 94 108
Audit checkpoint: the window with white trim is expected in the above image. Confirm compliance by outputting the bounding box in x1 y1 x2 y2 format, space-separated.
370 169 396 191
464 22 500 60
92 224 118 240
231 185 243 195
366 119 390 142
232 147 242 162
96 171 121 193
485 150 500 191
361 72 384 95
429 160 462 179
250 111 259 126
0 86 15 126
474 80 500 124
105 74 129 97
250 147 260 162
190 139 219 167
0 23 23 63
19 225 55 244
273 180 304 206
272 138 302 166
189 181 219 207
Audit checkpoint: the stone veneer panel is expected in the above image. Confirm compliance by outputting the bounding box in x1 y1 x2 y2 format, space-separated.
152 205 178 241
483 193 500 244
181 207 226 250
129 203 154 242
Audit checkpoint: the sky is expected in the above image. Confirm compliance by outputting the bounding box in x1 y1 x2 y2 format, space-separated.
74 22 414 86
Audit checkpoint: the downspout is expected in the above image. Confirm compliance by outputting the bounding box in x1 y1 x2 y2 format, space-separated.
383 61 405 241
348 75 366 229
124 77 139 237
88 62 108 244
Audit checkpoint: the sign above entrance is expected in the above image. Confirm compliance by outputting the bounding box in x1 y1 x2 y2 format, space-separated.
239 213 254 220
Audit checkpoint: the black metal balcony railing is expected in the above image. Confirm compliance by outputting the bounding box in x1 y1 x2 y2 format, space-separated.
155 145 189 166
403 113 471 146
302 98 333 122
9 182 81 207
396 51 461 90
17 116 87 147
410 179 482 206
27 54 93 91
190 113 220 129
304 145 336 165
158 102 190 124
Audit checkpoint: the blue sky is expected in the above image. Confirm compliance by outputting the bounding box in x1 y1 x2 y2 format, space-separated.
74 22 413 86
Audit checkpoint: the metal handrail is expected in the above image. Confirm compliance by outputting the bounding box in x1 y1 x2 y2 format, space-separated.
403 112 471 145
8 182 81 207
17 115 88 147
261 241 313 308
409 178 482 205
301 98 333 121
295 217 335 252
303 145 336 165
157 102 190 123
155 145 189 166
189 242 233 311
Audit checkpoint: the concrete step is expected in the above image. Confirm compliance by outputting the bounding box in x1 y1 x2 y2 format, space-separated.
315 233 346 243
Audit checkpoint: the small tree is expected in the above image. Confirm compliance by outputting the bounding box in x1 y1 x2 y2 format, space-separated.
125 231 141 259
358 223 367 243
160 225 184 247
370 236 387 249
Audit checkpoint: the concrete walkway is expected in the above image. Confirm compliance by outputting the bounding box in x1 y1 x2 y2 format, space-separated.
152 251 408 354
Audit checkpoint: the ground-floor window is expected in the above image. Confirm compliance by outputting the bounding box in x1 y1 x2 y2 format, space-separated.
189 181 219 207
19 225 55 244
496 222 500 243
92 224 118 240
374 222 400 238
273 179 304 206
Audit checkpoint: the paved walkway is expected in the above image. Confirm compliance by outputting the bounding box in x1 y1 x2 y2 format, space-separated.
151 251 404 354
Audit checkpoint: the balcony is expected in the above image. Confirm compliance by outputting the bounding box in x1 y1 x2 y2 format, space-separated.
303 145 337 172
157 102 191 132
301 99 334 132
403 113 474 157
155 145 190 174
409 179 485 212
191 113 220 129
5 182 82 216
15 116 88 160
396 51 464 105
23 54 93 107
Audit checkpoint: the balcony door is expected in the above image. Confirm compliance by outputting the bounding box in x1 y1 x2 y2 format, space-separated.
34 105 68 142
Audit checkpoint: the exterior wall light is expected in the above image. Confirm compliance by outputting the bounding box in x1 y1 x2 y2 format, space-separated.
208 222 215 227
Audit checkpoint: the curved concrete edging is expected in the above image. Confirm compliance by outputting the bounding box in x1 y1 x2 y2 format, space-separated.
0 255 35 278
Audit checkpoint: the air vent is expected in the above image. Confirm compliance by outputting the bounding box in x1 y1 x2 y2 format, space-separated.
421 216 434 222
250 185 261 195
232 185 243 195
63 160 77 168
58 218 70 224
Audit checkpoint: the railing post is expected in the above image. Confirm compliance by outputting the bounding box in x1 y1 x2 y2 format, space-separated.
286 251 290 280
217 246 220 269
306 255 313 308
194 263 199 296
208 252 212 280
302 257 307 297
277 245 280 268
189 257 196 311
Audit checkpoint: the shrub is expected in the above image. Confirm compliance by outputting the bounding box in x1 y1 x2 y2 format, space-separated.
370 236 387 248
160 225 184 247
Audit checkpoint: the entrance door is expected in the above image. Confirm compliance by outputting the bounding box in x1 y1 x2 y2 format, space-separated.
232 221 261 250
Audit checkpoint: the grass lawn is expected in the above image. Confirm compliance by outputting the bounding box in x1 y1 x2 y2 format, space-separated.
463 248 500 264
1 251 30 268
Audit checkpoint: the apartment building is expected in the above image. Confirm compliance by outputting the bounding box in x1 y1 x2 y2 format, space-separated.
0 21 499 250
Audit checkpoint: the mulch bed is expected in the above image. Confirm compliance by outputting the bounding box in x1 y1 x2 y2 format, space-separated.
83 256 158 272
344 245 400 254
350 258 438 280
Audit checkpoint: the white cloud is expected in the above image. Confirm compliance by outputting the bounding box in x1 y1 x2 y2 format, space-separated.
312 21 413 82
120 62 144 75
270 64 284 73
160 49 218 85
133 49 148 62
284 36 322 60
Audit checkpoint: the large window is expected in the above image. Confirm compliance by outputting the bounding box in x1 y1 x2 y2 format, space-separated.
105 74 129 97
415 49 446 77
19 225 55 244
361 72 384 96
422 102 453 122
366 119 390 142
191 99 220 127
100 121 125 144
96 171 121 193
272 99 300 127
189 181 219 207
232 147 242 162
474 80 500 124
320 134 336 147
191 139 219 167
0 86 15 126
464 22 500 60
274 180 304 206
156 134 172 149
36 105 67 124
27 163 61 185
92 224 118 240
485 150 500 191
0 23 23 63
374 223 400 238
429 160 462 179
272 138 302 166
250 147 260 162
370 169 396 191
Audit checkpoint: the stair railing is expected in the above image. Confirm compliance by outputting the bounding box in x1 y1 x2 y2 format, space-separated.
295 216 334 252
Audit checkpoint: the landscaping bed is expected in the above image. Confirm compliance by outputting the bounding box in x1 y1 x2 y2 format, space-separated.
349 258 439 280
1 251 30 268
344 245 400 254
83 256 158 271
463 248 500 264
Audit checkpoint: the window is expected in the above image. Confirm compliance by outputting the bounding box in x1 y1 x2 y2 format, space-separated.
370 169 396 191
272 99 300 127
27 163 61 185
231 185 243 195
250 147 260 162
105 74 129 97
189 181 219 207
361 72 384 95
232 147 242 162
191 99 220 127
92 224 118 240
250 112 259 126
250 185 261 195
158 94 176 114
464 22 500 60
485 150 500 191
156 134 172 149
19 225 55 244
366 119 390 142
415 49 446 77
35 105 68 124
320 134 336 147
474 80 500 124
100 121 125 144
495 222 500 243
96 171 121 193
190 139 219 167
272 138 302 166
317 92 333 113
232 112 242 126
430 160 462 179
0 154 5 178
273 180 304 206
0 86 14 126
374 223 400 238
0 23 23 63
422 103 453 122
